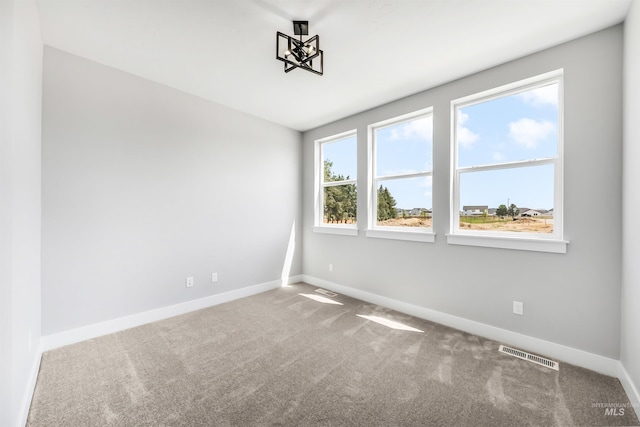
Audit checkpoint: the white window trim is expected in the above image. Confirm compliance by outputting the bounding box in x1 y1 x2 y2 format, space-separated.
313 129 359 236
313 225 359 236
448 70 567 254
366 228 435 243
367 107 435 243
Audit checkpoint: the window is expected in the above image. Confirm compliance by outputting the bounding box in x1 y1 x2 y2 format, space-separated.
367 108 435 242
449 70 567 253
314 130 358 236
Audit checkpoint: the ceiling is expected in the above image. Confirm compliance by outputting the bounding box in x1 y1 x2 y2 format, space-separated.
35 0 631 131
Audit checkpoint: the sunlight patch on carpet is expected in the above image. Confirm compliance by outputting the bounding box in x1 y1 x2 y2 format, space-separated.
299 293 344 305
357 315 423 332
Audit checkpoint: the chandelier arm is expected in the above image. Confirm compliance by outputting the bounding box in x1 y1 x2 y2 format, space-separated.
275 21 323 76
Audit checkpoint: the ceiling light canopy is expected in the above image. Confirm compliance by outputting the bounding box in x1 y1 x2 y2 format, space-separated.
276 21 323 76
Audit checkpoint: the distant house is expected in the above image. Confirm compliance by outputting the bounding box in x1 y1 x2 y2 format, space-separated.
397 208 431 217
521 209 542 217
462 205 488 216
520 209 551 217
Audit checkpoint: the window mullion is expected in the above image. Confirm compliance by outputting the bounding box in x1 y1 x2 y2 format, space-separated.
323 179 357 188
457 158 556 174
376 171 432 181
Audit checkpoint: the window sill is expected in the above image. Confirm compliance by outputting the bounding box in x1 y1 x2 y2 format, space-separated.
366 228 436 243
446 233 568 253
313 226 358 237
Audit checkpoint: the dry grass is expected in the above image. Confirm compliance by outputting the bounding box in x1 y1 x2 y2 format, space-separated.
460 217 554 233
325 216 554 233
323 219 356 224
378 217 433 227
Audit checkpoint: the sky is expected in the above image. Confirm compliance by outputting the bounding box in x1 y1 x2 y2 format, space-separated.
458 83 558 210
322 82 559 212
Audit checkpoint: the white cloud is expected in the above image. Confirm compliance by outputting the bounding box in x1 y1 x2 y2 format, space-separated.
508 118 555 148
391 117 433 141
492 152 505 161
517 84 558 107
457 111 479 149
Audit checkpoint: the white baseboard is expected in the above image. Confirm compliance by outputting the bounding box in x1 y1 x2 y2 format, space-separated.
29 274 639 422
285 274 304 286
618 363 640 420
301 275 620 377
19 349 42 427
40 279 286 352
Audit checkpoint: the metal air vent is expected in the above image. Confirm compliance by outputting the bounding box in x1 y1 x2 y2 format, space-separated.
315 288 338 298
499 345 559 371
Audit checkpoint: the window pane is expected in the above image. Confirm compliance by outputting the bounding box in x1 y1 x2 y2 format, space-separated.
457 83 558 168
459 164 554 234
323 184 357 224
376 177 432 228
323 135 357 182
376 116 433 176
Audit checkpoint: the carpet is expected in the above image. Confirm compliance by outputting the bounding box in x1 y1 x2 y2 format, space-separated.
27 282 639 426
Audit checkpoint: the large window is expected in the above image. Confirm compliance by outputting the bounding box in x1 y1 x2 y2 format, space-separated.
449 70 566 253
368 108 434 242
314 130 358 235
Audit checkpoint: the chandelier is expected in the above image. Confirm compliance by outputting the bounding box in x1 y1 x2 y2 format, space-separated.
276 21 323 76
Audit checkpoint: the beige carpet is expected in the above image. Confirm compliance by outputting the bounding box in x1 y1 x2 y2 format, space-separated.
28 283 639 426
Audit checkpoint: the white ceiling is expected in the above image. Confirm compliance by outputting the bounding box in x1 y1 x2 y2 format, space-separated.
35 0 631 131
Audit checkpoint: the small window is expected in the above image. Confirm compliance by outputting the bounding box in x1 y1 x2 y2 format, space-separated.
314 130 358 235
449 70 566 253
367 108 434 242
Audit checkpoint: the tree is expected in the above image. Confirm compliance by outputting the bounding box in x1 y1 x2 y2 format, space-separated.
377 185 397 221
508 203 520 218
323 160 357 223
496 204 508 218
342 181 357 222
323 160 399 223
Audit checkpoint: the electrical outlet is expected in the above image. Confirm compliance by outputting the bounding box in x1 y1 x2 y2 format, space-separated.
212 272 218 283
513 301 524 315
186 276 194 288
329 263 333 272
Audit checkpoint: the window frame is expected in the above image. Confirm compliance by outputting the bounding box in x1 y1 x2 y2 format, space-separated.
448 70 568 253
366 108 435 243
313 129 358 236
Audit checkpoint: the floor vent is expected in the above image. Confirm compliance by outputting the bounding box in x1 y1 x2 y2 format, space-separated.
315 288 338 298
499 345 559 371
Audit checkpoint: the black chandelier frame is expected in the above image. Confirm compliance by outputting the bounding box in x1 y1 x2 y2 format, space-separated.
276 21 324 76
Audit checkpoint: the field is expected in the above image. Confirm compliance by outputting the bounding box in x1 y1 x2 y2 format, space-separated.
328 215 554 233
377 217 433 227
460 216 553 233
379 216 553 233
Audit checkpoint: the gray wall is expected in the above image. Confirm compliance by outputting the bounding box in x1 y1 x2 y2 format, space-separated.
41 48 302 335
302 26 623 359
0 0 43 425
622 0 640 403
